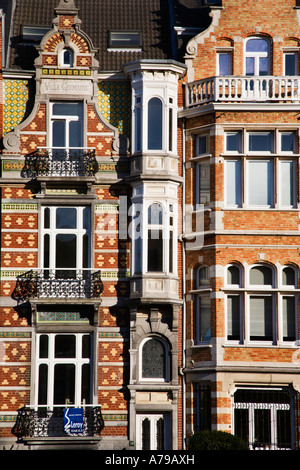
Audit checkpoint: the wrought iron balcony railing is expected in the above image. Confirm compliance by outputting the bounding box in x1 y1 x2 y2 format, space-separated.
13 269 104 301
12 405 104 439
186 75 300 107
23 147 98 178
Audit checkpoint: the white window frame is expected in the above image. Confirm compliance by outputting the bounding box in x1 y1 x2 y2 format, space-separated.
131 200 177 275
283 51 298 76
244 36 270 76
35 332 93 409
217 50 232 76
49 101 84 151
136 413 171 450
224 264 298 345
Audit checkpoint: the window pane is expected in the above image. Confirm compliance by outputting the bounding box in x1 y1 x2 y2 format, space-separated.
248 132 273 152
282 297 296 342
227 295 240 341
53 102 82 116
226 132 241 152
148 98 162 150
246 57 254 76
277 410 291 448
54 364 75 405
169 108 173 152
198 135 207 154
282 267 295 286
147 230 163 271
255 409 271 446
246 38 268 53
142 339 166 379
55 335 76 358
250 266 272 285
225 159 241 206
198 266 209 286
227 265 240 285
56 234 77 269
82 334 91 358
219 53 231 76
198 162 210 204
259 57 269 75
39 335 49 358
69 120 83 148
56 207 77 229
285 53 297 76
81 364 91 404
38 364 48 405
248 160 273 206
135 106 142 151
280 160 294 207
148 204 163 225
281 133 295 153
197 296 211 342
250 296 273 341
52 120 65 148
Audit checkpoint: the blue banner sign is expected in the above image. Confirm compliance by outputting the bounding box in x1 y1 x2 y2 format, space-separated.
64 408 84 434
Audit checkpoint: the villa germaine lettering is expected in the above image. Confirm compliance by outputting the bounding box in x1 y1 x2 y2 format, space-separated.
40 78 93 95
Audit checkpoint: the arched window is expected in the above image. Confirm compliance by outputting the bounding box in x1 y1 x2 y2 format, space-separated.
141 337 169 381
227 264 241 286
245 37 270 76
197 265 209 288
148 98 163 150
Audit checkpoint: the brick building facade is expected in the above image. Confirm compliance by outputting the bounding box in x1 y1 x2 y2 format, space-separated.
181 0 300 450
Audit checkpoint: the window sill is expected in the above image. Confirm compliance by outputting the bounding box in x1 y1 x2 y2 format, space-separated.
223 342 299 348
191 343 212 348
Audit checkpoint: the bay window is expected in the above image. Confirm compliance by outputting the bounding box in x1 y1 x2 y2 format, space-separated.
131 200 177 275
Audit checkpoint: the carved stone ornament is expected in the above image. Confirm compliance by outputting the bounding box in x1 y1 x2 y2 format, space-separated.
3 131 20 153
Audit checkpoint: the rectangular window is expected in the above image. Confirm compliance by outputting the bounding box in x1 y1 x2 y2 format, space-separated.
196 162 210 205
248 159 274 206
225 159 241 206
195 383 211 432
109 31 141 49
218 52 231 76
284 52 298 76
41 206 91 277
227 295 241 341
37 333 92 408
196 295 211 343
197 135 208 155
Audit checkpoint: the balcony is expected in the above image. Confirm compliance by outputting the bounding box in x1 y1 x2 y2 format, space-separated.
12 405 104 441
13 269 104 301
185 76 300 107
23 147 98 178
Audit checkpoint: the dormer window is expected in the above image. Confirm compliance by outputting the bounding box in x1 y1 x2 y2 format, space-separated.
109 31 141 50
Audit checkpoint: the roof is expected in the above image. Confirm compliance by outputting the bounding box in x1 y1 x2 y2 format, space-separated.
0 0 178 72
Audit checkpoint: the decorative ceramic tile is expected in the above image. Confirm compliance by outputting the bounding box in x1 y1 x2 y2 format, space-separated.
3 79 35 134
98 81 131 136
